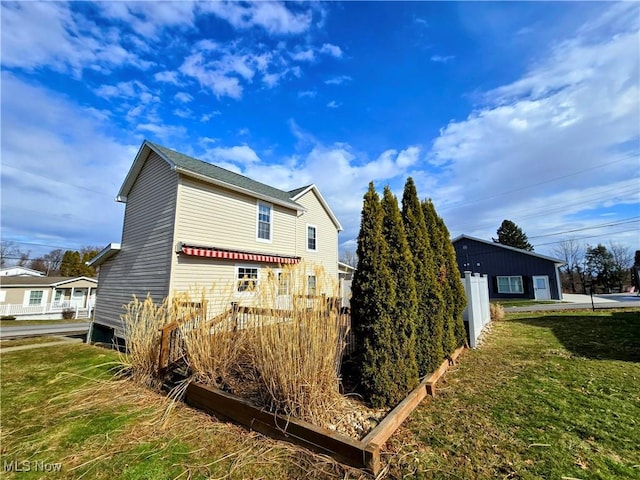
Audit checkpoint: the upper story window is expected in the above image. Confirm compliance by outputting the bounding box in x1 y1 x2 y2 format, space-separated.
307 225 317 251
29 290 44 306
257 201 272 242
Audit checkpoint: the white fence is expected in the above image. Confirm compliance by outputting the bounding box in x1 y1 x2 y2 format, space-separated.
461 271 491 348
0 302 92 320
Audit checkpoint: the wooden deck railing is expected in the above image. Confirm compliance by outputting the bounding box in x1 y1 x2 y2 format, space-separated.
157 297 349 375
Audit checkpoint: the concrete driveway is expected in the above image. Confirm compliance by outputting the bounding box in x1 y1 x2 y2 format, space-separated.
506 292 640 312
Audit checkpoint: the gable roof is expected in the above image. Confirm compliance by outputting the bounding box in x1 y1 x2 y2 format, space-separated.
0 276 98 287
0 266 45 277
290 184 343 231
452 234 565 264
118 141 305 212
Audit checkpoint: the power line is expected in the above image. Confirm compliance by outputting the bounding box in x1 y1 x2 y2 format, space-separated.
528 217 640 239
533 228 640 247
438 153 638 213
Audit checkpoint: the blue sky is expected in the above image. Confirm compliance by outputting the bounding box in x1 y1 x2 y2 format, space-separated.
1 1 639 262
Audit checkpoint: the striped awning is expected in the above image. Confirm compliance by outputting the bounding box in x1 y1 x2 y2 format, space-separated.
180 244 300 264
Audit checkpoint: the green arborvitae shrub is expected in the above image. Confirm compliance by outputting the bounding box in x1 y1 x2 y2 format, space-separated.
401 178 444 376
435 210 468 348
380 186 419 395
351 183 401 407
422 199 456 356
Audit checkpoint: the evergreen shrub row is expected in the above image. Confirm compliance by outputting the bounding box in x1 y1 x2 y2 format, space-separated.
350 178 467 408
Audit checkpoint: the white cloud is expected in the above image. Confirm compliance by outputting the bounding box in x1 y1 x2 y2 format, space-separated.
430 55 455 63
202 1 314 35
208 145 261 165
298 90 317 98
0 2 154 76
428 4 639 249
201 111 221 122
0 72 136 254
155 71 181 84
325 75 352 85
326 100 340 109
174 92 193 103
291 49 315 62
320 43 343 58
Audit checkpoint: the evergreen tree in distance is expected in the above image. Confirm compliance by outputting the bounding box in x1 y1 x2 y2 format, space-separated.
493 219 534 251
380 186 419 396
401 178 444 376
350 183 399 407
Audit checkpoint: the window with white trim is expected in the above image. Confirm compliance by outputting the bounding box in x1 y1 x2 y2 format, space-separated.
257 202 272 242
307 275 317 295
307 225 317 251
277 272 289 296
237 266 259 292
497 276 524 294
29 290 44 306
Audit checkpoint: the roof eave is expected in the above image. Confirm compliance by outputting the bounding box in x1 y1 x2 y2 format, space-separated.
175 167 305 212
291 184 343 231
452 234 565 264
88 243 121 267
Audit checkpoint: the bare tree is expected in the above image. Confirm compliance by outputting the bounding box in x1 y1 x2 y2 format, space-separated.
43 248 64 275
17 250 31 267
609 242 633 291
0 241 21 267
28 258 48 273
339 249 358 268
553 238 584 293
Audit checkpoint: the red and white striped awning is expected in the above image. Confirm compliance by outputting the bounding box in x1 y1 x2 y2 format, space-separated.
180 245 300 264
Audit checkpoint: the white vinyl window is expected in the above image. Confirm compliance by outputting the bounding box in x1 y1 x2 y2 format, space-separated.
307 224 317 251
256 202 272 242
277 272 290 296
497 276 524 294
29 290 44 306
307 275 317 295
236 266 259 292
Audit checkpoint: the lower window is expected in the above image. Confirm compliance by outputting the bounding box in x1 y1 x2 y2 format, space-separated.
237 267 258 292
307 275 317 295
497 276 523 294
29 290 44 305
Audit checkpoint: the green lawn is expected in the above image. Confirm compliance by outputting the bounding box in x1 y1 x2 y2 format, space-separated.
0 318 91 327
494 299 566 307
1 309 638 479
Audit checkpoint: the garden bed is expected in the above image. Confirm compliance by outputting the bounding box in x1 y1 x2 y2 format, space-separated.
186 346 465 474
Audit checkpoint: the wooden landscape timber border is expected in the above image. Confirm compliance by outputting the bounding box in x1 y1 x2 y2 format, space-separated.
185 345 465 475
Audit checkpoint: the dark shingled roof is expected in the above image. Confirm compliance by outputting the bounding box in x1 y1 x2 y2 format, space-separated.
0 276 97 286
147 142 303 207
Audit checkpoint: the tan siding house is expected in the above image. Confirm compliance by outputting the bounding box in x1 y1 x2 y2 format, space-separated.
90 141 343 341
0 276 97 320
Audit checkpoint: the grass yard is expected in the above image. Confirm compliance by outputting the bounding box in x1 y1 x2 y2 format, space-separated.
0 318 91 327
1 309 638 479
494 299 565 307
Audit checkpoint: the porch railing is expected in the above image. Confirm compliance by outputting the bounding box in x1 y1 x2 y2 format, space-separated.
0 302 92 318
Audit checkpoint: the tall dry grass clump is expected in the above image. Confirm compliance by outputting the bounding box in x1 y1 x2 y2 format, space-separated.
246 263 346 424
490 302 505 321
120 294 169 388
178 287 248 389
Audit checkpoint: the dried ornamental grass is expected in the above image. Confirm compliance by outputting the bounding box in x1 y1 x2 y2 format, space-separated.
490 302 505 321
245 263 346 425
120 294 169 388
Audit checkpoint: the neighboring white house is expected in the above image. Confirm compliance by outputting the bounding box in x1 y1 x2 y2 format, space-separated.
0 266 45 277
0 276 97 320
89 141 344 342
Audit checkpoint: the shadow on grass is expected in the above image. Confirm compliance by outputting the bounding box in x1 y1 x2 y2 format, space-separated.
513 310 640 362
